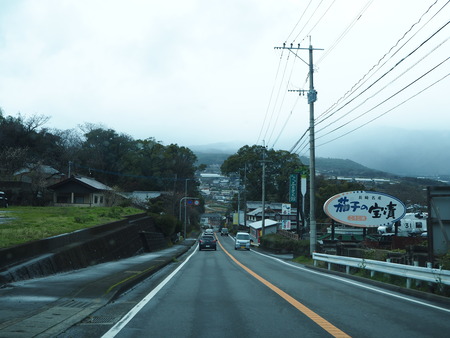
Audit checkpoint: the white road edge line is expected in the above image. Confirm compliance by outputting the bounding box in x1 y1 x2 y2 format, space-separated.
101 248 198 338
251 249 450 313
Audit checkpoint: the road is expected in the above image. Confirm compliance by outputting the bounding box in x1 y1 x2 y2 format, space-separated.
61 234 450 338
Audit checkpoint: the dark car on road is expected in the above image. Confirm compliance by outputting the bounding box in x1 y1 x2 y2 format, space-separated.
220 228 229 236
198 235 217 251
0 191 8 208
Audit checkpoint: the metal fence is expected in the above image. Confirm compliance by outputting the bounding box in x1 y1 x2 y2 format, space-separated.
313 252 450 288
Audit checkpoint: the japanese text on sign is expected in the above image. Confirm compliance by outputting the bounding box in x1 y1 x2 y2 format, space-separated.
323 191 406 228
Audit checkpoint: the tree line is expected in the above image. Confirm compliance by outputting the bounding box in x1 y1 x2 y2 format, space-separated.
1 110 429 223
0 111 200 208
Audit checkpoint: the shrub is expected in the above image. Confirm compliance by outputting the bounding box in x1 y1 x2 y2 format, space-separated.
292 240 310 257
149 213 180 237
260 233 309 256
437 253 450 270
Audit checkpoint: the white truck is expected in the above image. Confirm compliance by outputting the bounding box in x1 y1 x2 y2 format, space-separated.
377 212 427 237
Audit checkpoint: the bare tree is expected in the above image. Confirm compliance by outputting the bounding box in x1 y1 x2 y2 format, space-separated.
0 147 29 179
21 113 51 133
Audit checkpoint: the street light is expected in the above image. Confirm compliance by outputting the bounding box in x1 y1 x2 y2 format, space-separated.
179 196 199 239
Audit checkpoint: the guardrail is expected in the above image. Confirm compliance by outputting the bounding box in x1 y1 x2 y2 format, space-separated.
313 252 450 288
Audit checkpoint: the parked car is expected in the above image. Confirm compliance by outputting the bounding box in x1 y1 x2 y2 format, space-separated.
220 228 229 236
235 232 251 250
199 235 217 251
0 191 8 208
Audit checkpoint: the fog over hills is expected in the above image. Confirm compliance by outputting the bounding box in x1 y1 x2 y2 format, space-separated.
316 127 450 177
191 127 449 178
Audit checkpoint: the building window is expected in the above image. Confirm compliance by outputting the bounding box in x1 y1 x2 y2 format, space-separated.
56 194 70 203
74 195 84 204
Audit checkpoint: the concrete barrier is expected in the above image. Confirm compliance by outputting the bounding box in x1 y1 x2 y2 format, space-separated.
0 214 169 284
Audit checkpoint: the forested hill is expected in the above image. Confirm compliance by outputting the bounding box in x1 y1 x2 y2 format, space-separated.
195 151 395 179
307 157 394 178
195 152 231 166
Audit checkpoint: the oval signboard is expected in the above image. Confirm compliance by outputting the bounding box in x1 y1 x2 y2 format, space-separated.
323 191 406 228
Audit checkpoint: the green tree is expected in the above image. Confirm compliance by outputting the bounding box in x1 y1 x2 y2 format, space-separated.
118 138 166 191
77 127 137 186
221 145 304 202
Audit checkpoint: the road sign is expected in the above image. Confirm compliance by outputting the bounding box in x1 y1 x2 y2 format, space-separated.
289 174 298 202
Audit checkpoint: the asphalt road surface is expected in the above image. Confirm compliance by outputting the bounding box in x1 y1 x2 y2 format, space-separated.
60 234 450 338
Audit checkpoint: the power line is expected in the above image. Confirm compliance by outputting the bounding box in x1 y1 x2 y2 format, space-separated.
285 1 447 159
289 39 448 155
316 19 449 127
317 0 374 65
316 71 450 148
262 53 292 142
285 0 313 43
267 56 299 146
316 0 446 123
316 38 448 135
271 96 300 149
302 0 337 41
289 127 309 153
316 57 449 142
256 50 285 145
293 0 325 43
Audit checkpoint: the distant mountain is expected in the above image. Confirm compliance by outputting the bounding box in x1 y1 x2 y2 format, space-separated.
192 127 450 179
316 127 450 177
306 157 394 178
194 150 396 179
195 152 232 166
191 143 238 167
189 142 240 154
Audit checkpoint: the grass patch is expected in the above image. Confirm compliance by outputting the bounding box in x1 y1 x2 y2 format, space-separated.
292 255 314 265
0 206 143 248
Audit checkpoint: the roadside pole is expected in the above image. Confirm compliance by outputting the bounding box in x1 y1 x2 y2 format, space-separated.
275 40 323 255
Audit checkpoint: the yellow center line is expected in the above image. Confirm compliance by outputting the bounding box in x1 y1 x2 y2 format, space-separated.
105 265 157 295
217 237 351 338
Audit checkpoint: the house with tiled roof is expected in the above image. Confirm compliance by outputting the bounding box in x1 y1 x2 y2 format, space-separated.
47 176 114 207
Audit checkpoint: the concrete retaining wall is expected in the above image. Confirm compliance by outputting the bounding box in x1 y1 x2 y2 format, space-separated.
0 214 169 284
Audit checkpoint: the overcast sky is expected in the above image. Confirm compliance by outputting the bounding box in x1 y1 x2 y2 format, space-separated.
0 0 448 157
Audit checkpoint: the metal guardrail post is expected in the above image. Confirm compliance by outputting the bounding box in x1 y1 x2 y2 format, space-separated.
406 278 412 289
312 252 450 287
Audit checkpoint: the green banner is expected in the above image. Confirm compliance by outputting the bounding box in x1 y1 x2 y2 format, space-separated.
289 174 298 203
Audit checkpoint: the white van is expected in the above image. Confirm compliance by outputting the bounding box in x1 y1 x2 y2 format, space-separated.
235 232 251 250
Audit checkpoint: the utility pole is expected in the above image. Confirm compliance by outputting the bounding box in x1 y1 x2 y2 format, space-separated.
237 185 240 227
240 163 248 229
261 145 266 236
260 143 272 236
275 39 323 255
184 179 188 237
179 196 199 239
243 163 247 228
68 161 72 177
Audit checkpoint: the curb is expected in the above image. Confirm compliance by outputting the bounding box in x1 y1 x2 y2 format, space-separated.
110 240 196 301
